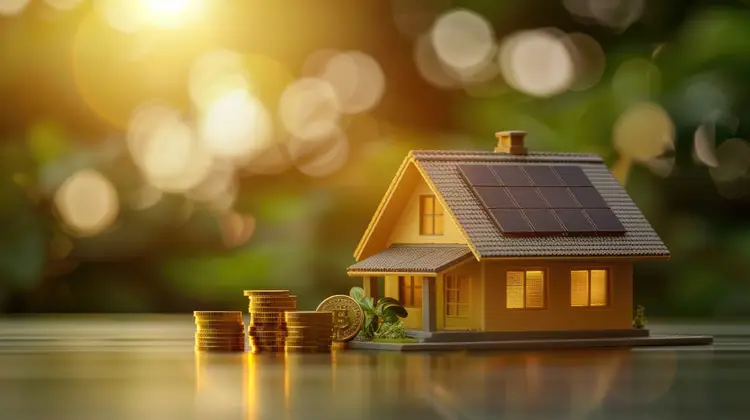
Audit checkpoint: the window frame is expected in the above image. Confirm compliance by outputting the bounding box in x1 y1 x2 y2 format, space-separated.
419 195 444 236
398 276 423 308
569 267 612 308
505 268 548 310
444 274 471 318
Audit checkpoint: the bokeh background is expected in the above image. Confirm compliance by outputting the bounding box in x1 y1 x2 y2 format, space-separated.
0 0 747 317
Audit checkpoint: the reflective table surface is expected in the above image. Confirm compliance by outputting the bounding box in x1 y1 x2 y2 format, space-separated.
0 316 747 420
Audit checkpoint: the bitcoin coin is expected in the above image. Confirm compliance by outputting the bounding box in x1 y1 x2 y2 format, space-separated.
316 295 364 342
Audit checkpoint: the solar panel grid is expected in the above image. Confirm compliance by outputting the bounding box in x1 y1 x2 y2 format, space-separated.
461 164 625 236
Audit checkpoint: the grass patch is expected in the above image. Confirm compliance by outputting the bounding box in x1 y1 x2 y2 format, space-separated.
372 337 418 343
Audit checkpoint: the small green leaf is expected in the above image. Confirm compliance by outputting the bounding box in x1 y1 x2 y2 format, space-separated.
363 296 375 310
350 286 365 302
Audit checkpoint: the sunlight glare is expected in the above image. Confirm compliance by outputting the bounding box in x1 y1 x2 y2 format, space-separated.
199 89 273 163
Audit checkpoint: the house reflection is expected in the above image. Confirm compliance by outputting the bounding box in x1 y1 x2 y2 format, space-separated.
194 348 682 419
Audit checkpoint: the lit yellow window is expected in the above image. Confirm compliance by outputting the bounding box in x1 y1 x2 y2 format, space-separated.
506 270 545 309
419 195 444 235
445 275 470 317
571 269 609 307
399 276 422 307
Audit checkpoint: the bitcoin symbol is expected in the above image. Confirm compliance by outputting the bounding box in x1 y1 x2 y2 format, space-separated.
333 309 350 337
316 295 364 342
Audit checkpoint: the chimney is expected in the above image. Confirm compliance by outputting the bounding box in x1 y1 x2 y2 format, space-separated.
494 131 527 155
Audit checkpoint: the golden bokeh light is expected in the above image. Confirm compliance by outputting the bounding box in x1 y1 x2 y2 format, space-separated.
613 102 675 163
431 9 496 74
189 49 249 112
133 112 213 192
278 77 341 140
566 32 606 91
413 34 461 89
288 129 350 177
127 100 182 166
199 89 273 163
54 169 120 237
693 123 719 167
95 0 146 33
44 0 84 11
0 0 30 16
499 29 575 97
709 138 750 183
318 51 386 114
138 0 203 29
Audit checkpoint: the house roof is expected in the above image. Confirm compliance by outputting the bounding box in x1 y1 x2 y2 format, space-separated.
347 245 473 274
410 150 670 259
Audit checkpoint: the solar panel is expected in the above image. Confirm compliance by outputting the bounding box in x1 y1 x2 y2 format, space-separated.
523 166 562 187
585 209 625 233
489 209 533 233
554 209 596 233
553 166 592 187
537 187 579 208
523 209 565 233
458 165 500 186
474 187 516 209
507 187 548 208
569 187 608 208
491 165 531 186
459 163 626 236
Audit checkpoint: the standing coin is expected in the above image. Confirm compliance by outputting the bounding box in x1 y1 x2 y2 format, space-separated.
316 295 364 342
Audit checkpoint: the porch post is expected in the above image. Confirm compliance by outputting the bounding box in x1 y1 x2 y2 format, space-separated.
422 276 437 332
363 276 379 302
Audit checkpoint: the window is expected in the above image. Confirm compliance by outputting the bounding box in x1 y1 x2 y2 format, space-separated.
419 195 444 235
506 270 545 309
571 269 608 307
399 276 422 307
445 275 470 317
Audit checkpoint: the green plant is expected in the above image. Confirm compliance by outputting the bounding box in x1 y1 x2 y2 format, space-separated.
633 304 647 329
375 319 408 340
350 286 408 339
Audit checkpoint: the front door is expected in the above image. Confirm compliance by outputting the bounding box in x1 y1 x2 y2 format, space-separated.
444 275 471 330
399 276 422 330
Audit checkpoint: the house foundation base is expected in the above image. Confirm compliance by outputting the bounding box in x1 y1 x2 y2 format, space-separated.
347 334 714 352
407 328 650 343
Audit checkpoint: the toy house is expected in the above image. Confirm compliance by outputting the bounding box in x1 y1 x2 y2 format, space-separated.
347 131 670 341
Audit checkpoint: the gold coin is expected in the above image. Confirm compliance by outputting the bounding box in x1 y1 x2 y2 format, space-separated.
195 330 245 338
316 295 364 342
243 290 290 296
248 296 296 302
194 311 243 318
332 342 348 350
196 327 245 333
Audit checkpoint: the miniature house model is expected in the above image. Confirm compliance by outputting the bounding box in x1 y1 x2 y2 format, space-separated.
347 131 669 337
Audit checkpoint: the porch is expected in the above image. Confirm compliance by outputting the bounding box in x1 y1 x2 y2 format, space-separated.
347 245 474 333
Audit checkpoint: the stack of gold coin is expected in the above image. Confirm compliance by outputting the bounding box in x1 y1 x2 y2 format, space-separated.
244 290 297 353
284 311 334 352
194 311 245 352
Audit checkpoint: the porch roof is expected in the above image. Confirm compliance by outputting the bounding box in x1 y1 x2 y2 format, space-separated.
347 245 473 275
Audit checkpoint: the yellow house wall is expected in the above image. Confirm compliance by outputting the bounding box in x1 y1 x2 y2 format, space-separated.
482 259 633 331
388 178 466 246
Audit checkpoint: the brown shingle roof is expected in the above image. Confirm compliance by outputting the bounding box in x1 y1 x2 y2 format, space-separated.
348 245 473 274
412 150 670 258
